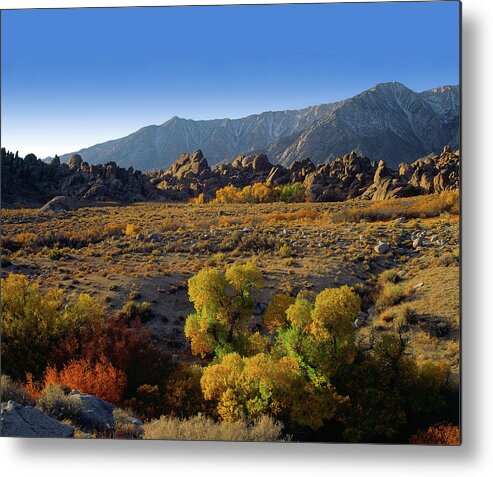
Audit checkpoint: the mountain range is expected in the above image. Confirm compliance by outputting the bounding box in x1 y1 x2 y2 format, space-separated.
59 82 459 171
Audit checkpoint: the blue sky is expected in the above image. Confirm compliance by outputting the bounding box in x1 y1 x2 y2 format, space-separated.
1 2 460 158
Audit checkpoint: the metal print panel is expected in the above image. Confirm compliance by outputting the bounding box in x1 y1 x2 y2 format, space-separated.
0 1 461 444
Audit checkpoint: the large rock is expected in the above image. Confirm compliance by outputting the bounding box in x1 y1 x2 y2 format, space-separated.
1 401 74 438
67 154 83 170
68 391 116 433
40 195 78 212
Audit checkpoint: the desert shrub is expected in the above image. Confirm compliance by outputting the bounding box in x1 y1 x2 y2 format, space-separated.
277 243 293 258
398 305 418 326
143 413 287 442
204 252 227 267
125 224 142 236
21 223 123 252
235 232 278 253
47 247 71 260
184 263 263 358
329 192 459 223
37 384 82 421
113 408 144 439
43 357 127 404
159 218 181 232
262 209 319 222
378 269 400 285
121 300 153 323
14 232 37 248
375 282 406 308
410 423 460 445
0 375 35 406
379 308 396 323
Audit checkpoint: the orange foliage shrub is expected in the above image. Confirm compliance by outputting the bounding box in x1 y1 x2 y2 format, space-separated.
410 423 460 445
44 357 126 404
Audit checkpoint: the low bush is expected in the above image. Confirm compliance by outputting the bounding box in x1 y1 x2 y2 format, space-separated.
375 282 406 308
43 357 127 405
47 247 71 260
113 408 144 439
409 423 460 445
0 375 35 406
121 300 153 323
125 224 142 237
262 209 319 222
277 243 293 258
329 191 459 223
143 414 287 441
37 384 81 421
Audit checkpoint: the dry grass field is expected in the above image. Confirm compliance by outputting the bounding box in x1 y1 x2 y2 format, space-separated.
1 194 459 385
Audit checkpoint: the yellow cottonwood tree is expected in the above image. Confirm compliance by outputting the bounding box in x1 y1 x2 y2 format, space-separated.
184 263 263 358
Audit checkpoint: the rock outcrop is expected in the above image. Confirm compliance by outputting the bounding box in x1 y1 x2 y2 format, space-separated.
2 145 459 206
363 146 460 200
0 401 74 438
68 391 116 433
1 148 159 206
40 195 79 213
149 147 459 203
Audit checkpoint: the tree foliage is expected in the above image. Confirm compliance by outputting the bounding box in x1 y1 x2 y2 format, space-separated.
185 263 263 357
1 274 104 379
200 352 342 429
43 356 127 405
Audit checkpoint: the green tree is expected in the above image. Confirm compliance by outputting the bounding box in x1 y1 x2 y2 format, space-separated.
274 285 361 385
184 263 264 358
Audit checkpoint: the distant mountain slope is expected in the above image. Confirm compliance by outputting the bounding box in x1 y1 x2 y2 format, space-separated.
59 103 339 171
268 83 459 168
60 82 459 171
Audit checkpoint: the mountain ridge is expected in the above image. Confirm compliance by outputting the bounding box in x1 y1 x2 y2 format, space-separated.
58 82 459 171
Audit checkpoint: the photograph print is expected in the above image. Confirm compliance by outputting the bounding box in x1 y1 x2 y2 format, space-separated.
0 1 461 444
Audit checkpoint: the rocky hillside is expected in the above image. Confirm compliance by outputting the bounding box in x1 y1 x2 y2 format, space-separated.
58 83 459 171
59 103 338 172
149 146 460 203
2 145 459 207
268 83 459 167
1 149 158 207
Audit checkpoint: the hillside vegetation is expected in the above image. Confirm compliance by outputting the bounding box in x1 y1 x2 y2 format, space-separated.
1 191 460 443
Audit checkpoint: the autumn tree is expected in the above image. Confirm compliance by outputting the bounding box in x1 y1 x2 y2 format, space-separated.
263 294 295 333
1 274 105 379
184 263 264 357
214 185 242 204
274 285 361 385
200 352 342 429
